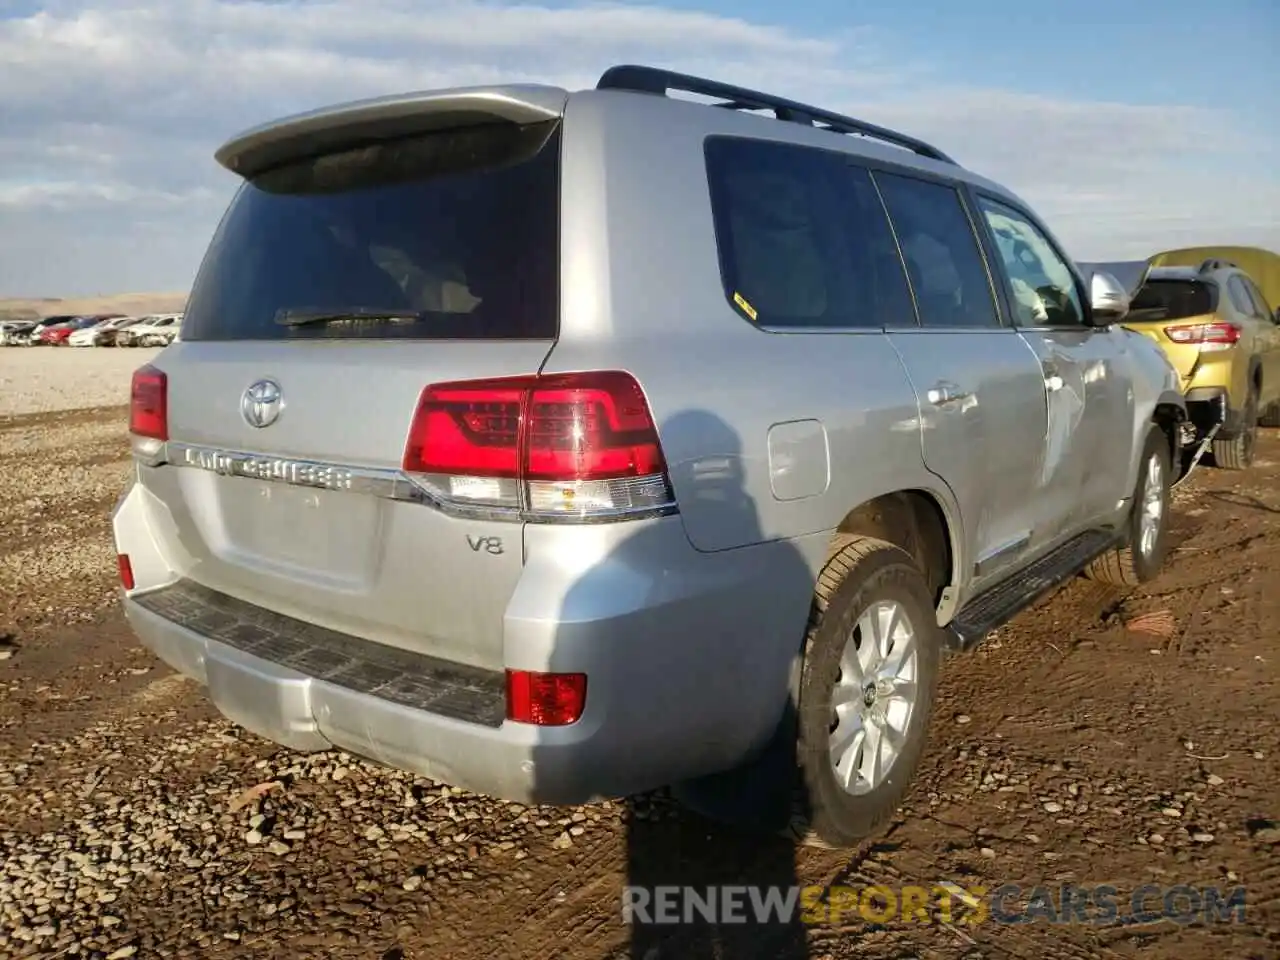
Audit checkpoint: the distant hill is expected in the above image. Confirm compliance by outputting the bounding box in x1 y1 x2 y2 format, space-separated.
0 292 188 321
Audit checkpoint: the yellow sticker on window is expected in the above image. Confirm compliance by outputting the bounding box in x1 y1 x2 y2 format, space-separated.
733 291 758 322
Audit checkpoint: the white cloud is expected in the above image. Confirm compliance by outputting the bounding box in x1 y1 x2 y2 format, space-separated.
0 0 1276 295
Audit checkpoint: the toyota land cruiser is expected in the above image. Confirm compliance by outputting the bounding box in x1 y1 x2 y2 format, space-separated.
113 65 1187 848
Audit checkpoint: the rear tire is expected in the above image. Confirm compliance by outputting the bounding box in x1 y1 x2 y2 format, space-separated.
784 535 942 849
1260 399 1280 428
669 537 942 850
1085 424 1172 586
1212 390 1258 470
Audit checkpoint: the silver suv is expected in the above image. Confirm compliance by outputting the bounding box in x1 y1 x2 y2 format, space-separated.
113 65 1187 849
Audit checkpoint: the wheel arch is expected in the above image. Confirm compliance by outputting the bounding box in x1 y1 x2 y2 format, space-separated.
828 488 959 618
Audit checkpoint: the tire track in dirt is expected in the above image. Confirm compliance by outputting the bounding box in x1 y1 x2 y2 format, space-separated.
807 842 1139 960
454 831 626 959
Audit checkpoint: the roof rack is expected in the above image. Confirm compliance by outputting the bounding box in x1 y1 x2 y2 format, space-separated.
1199 257 1238 273
596 64 956 165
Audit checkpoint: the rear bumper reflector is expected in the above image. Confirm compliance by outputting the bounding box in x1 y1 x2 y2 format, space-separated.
117 554 135 591
505 670 587 726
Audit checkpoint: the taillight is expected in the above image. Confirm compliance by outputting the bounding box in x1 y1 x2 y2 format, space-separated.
129 365 168 441
117 554 135 591
506 670 587 725
402 371 675 521
1164 322 1241 350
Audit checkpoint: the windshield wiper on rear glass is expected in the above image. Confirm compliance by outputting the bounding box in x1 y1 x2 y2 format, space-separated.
274 306 430 327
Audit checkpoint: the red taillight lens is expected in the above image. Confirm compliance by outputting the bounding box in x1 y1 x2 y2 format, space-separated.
523 372 668 481
505 670 587 725
1164 322 1241 346
129 365 168 440
117 554 135 591
402 371 674 520
403 380 524 478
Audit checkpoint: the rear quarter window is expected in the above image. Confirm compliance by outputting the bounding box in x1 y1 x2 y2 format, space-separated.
703 136 916 329
1226 276 1260 318
181 121 561 341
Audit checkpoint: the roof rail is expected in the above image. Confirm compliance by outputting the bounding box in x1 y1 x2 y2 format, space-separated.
1199 257 1238 273
596 64 957 165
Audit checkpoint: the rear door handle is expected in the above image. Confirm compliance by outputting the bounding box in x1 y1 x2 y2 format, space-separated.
926 381 972 406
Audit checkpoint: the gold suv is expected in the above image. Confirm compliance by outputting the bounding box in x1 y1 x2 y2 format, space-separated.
1124 255 1280 470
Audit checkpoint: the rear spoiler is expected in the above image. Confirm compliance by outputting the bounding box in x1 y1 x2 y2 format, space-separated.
215 85 569 178
1076 260 1151 300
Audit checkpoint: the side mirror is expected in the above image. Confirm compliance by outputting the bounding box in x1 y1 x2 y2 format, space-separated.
1088 271 1130 325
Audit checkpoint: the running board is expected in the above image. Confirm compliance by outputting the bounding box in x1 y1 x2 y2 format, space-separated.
945 529 1121 651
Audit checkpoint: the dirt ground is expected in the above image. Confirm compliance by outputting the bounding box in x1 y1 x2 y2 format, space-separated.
1 402 1277 960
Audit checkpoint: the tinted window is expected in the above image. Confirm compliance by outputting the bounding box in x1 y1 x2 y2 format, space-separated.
704 138 914 328
1241 276 1275 319
844 167 918 328
873 173 1000 328
975 196 1084 327
182 122 560 341
1128 279 1216 322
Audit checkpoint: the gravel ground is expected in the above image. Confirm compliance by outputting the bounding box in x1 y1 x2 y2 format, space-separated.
0 348 161 417
1 353 1278 960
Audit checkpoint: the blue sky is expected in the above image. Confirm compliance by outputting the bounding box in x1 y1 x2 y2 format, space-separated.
708 0 1278 110
0 0 1276 297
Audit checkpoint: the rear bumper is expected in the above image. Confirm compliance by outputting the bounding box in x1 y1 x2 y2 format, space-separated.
124 587 569 803
113 478 823 805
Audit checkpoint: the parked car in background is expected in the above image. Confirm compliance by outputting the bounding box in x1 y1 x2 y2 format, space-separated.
1150 246 1280 318
68 315 143 347
113 65 1186 851
38 315 109 346
97 316 149 347
1121 257 1280 469
0 320 40 345
118 314 182 347
25 315 79 343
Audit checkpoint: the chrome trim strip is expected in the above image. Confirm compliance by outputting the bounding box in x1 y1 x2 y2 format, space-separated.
525 502 680 524
756 325 886 335
883 326 1014 334
148 442 678 524
167 442 414 497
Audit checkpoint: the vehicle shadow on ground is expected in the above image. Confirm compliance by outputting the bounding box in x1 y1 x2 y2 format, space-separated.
621 789 810 959
1205 490 1280 515
536 411 817 959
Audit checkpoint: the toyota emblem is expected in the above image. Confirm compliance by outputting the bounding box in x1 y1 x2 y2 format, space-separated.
241 379 283 429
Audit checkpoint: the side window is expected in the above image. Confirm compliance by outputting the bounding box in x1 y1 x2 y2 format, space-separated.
974 196 1085 327
838 165 918 327
872 172 1001 329
1242 276 1277 322
704 137 908 329
1226 276 1257 318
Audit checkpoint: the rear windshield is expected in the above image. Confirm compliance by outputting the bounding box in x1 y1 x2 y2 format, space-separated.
182 121 560 341
1127 278 1216 322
